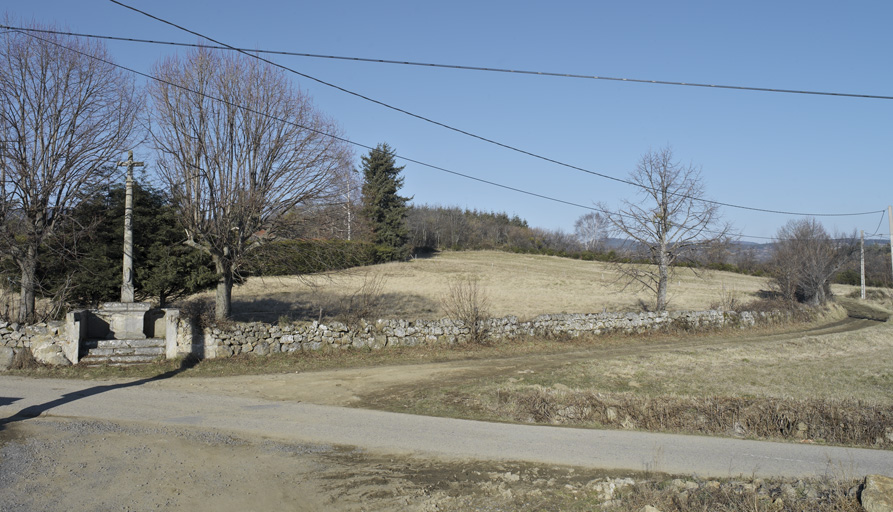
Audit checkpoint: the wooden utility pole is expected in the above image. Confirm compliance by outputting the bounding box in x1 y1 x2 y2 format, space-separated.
860 230 866 300
116 150 144 303
887 205 893 290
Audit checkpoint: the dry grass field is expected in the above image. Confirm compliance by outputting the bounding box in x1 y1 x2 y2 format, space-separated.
204 250 824 323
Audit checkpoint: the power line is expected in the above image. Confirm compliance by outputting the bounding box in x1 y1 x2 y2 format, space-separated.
870 210 887 238
88 7 889 218
12 20 888 219
7 24 893 102
7 30 606 217
2 28 773 244
8 27 884 246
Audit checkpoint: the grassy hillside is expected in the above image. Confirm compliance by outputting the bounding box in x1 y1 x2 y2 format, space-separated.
205 250 821 323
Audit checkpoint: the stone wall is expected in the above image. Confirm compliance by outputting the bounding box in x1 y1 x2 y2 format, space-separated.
1 308 790 365
0 320 71 366
0 321 64 349
195 309 787 359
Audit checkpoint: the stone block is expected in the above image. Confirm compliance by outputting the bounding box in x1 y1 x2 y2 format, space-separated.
25 324 48 336
100 302 151 339
862 474 893 512
131 347 165 356
0 346 14 370
32 343 71 366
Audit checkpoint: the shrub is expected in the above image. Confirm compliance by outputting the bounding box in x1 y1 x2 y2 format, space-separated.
336 272 387 326
441 276 490 344
244 239 384 277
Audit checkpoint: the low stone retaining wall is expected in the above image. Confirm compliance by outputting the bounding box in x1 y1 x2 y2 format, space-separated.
193 309 787 359
1 309 789 366
0 321 65 349
0 320 71 366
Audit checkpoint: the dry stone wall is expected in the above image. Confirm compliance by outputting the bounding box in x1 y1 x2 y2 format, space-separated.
0 320 71 366
193 309 787 359
1 309 790 366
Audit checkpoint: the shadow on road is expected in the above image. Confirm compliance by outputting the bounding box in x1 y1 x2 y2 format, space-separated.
0 356 200 430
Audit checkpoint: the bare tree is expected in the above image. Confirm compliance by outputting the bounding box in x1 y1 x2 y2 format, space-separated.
441 276 490 344
277 148 357 241
598 147 731 311
149 47 345 319
574 211 608 252
0 23 141 322
770 218 856 306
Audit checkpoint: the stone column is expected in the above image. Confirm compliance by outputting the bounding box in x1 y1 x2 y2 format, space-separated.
116 150 144 303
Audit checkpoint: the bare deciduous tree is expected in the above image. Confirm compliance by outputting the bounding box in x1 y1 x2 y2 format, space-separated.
574 211 608 252
149 47 345 319
0 23 141 322
598 147 731 311
770 218 856 306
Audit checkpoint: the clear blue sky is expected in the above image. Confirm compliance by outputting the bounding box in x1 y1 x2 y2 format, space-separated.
7 0 892 241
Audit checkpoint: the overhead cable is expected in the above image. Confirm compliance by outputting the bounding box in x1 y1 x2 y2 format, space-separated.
94 6 886 218
9 26 885 244
7 24 893 102
9 29 609 217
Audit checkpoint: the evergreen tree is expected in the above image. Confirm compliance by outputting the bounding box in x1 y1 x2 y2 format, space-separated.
40 181 217 307
360 143 411 260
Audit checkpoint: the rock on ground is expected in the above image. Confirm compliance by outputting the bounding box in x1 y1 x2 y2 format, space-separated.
31 340 71 367
0 346 13 370
862 474 893 512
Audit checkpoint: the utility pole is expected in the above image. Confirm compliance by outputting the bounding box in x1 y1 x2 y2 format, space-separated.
889 206 893 289
860 230 865 300
116 150 144 303
346 174 352 241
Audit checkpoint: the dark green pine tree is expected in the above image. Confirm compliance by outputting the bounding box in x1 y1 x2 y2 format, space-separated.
360 143 411 260
39 181 217 307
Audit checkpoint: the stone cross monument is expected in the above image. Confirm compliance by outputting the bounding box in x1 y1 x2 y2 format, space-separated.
99 150 149 340
117 150 144 303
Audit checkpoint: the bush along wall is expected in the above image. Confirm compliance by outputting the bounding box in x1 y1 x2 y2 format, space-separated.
186 309 789 358
242 239 391 277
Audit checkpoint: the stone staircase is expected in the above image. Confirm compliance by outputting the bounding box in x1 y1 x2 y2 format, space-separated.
79 338 166 366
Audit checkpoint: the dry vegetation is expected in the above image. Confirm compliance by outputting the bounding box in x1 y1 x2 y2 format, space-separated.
373 311 893 448
192 250 797 323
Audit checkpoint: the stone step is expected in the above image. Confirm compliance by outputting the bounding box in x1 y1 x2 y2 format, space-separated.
78 353 163 367
93 338 166 349
79 337 166 366
86 346 165 358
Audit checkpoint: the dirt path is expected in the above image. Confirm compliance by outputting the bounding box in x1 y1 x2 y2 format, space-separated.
150 317 878 408
3 417 628 512
1 317 886 511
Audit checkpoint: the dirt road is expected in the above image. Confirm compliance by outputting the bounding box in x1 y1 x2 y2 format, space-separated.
2 365 891 478
149 316 880 408
1 316 889 511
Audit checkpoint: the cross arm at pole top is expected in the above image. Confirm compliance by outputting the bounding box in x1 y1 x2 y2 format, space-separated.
117 150 144 168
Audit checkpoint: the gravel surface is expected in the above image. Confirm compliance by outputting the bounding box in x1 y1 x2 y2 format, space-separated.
0 417 868 511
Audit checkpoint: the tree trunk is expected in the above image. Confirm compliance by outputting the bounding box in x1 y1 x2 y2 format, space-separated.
656 249 669 312
811 284 827 306
18 246 37 324
212 254 233 320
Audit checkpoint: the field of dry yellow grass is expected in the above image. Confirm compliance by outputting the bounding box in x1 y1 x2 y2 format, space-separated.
197 250 860 323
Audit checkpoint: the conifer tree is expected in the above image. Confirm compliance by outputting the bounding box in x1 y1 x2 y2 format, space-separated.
360 143 411 260
38 182 217 307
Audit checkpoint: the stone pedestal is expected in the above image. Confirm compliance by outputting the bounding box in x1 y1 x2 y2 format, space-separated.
100 302 151 340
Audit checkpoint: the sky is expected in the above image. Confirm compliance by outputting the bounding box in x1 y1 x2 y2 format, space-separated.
4 0 892 242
